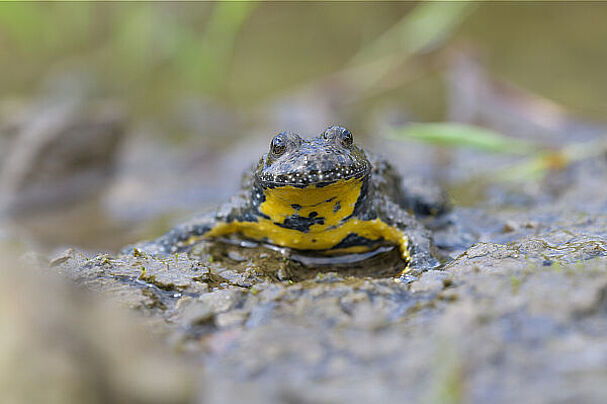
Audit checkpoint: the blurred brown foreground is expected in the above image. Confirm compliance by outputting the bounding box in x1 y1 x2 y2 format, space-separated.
0 247 196 404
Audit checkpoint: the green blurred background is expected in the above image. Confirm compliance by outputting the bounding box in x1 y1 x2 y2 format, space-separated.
2 2 607 120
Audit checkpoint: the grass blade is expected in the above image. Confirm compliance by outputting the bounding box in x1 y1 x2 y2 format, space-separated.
387 123 537 155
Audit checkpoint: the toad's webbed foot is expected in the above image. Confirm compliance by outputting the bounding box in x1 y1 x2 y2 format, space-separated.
375 198 442 274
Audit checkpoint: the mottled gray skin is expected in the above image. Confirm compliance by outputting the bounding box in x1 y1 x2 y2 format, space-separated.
126 126 449 272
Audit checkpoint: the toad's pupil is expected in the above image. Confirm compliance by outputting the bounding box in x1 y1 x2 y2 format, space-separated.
271 139 286 155
341 132 353 147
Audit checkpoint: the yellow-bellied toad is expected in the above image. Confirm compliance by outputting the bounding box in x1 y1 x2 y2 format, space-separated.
128 126 448 272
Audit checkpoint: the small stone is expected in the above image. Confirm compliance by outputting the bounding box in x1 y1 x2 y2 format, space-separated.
181 304 215 326
502 220 518 233
410 270 451 293
437 289 459 302
524 221 539 229
49 248 75 267
215 310 248 328
227 250 247 262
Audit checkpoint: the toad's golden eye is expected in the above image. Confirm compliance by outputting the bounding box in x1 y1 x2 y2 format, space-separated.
339 128 353 147
270 134 287 156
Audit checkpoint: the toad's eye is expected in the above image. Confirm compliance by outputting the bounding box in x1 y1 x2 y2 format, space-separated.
270 134 287 156
339 128 353 147
323 126 353 147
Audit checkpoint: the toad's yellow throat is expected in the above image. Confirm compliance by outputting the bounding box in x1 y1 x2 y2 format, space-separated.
184 176 410 264
260 176 363 230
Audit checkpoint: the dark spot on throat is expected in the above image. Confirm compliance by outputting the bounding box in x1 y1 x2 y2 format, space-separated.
275 214 325 233
333 201 341 213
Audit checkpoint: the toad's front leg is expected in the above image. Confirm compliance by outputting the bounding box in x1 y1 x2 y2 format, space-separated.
122 193 253 256
372 198 441 276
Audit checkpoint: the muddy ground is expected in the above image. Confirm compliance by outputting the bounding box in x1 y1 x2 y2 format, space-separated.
29 148 606 404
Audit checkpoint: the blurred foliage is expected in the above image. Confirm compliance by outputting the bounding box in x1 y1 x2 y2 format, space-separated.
106 2 256 94
182 3 257 93
342 2 475 97
496 139 607 182
388 123 536 155
390 122 607 182
0 2 477 119
0 3 93 55
0 3 259 108
1 2 607 117
349 2 473 68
